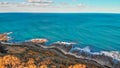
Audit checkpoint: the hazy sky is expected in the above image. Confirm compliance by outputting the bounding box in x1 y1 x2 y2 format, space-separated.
0 0 120 13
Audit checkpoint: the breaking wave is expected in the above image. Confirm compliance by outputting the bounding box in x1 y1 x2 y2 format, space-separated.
70 46 120 61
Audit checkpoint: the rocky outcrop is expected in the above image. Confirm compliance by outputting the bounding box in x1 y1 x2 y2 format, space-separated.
49 42 120 68
0 42 111 68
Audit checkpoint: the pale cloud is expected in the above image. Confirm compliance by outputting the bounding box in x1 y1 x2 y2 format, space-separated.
27 0 54 3
0 0 120 13
77 3 85 8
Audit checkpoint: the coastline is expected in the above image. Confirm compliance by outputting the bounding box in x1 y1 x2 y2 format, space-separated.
0 32 120 66
0 12 120 67
0 0 120 67
0 41 120 68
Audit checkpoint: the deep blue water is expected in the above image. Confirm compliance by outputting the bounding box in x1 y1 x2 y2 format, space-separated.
0 13 120 51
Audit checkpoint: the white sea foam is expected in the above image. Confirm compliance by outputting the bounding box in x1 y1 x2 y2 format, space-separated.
54 41 77 45
69 46 120 61
30 40 120 61
5 32 13 35
69 47 81 52
100 51 120 61
81 46 91 52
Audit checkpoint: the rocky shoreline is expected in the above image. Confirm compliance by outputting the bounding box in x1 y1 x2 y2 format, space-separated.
0 41 119 68
0 32 119 68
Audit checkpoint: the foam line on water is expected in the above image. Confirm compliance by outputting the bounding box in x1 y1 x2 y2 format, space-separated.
70 46 120 61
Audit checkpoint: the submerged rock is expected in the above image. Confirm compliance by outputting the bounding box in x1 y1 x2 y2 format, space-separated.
0 32 12 42
29 38 48 44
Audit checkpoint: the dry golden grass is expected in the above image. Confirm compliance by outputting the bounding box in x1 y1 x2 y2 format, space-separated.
0 55 87 68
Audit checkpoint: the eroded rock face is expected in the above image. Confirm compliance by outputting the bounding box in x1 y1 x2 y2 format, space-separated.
0 42 115 68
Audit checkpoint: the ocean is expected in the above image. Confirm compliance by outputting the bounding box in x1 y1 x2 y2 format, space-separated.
0 13 120 52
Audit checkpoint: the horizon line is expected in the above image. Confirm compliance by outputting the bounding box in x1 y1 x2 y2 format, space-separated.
0 11 120 14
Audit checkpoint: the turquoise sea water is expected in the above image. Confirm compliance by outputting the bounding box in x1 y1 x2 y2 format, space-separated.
0 13 120 51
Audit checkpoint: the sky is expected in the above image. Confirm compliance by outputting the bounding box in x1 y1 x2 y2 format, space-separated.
0 0 120 13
